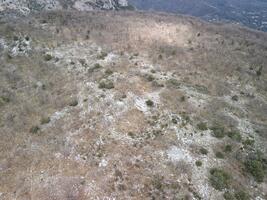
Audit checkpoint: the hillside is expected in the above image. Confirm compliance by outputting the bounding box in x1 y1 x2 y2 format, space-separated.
0 0 129 14
0 10 267 200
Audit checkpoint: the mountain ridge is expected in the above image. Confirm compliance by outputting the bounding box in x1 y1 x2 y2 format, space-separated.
0 0 129 14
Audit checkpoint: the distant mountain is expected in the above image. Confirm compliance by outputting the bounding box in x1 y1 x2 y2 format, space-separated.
129 0 267 32
0 0 129 14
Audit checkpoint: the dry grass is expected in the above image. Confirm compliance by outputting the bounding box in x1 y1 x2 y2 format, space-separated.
0 10 266 200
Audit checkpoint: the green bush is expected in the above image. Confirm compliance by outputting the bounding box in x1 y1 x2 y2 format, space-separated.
180 96 186 102
211 125 225 138
98 80 114 89
200 147 208 155
209 168 231 190
146 100 154 107
197 122 208 131
244 152 266 183
0 96 10 106
223 191 235 200
166 78 180 88
30 126 40 134
195 160 202 167
215 152 224 159
224 145 232 153
41 117 50 125
227 131 242 142
243 138 255 146
105 69 113 75
69 99 78 107
234 190 250 200
231 95 239 101
145 74 155 82
97 52 108 60
44 54 53 61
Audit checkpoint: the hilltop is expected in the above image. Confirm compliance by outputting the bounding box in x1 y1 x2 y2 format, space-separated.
0 9 266 200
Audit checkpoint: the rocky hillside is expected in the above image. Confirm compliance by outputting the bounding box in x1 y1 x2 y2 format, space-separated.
0 0 129 14
0 9 266 200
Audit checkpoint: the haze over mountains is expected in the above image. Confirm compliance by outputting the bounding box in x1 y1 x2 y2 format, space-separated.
129 0 267 32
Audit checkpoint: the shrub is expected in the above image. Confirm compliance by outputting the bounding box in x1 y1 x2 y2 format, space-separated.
200 147 208 155
223 191 235 200
98 80 114 89
172 118 178 124
209 168 231 190
0 96 10 106
243 138 255 146
93 63 102 69
231 95 239 101
197 122 208 131
180 96 186 102
128 132 135 138
224 145 232 153
97 52 108 60
234 190 250 200
41 117 50 125
69 99 78 107
256 66 263 76
30 126 40 134
227 131 242 142
195 160 202 167
88 63 102 73
105 69 113 75
145 74 155 82
215 152 224 159
146 100 154 107
244 152 266 183
44 54 53 61
167 78 180 88
211 125 225 138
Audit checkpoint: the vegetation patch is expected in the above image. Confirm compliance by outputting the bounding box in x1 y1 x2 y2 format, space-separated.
197 122 208 131
242 138 255 146
215 151 224 159
97 52 108 60
44 54 53 61
210 125 225 138
41 117 50 125
145 74 155 82
209 168 231 190
69 99 78 107
200 147 208 155
146 100 154 107
166 78 180 88
30 126 40 134
234 190 250 200
0 96 10 106
224 145 232 153
227 130 242 142
195 160 202 167
105 69 113 75
244 151 266 183
223 191 235 200
98 80 114 89
88 63 102 72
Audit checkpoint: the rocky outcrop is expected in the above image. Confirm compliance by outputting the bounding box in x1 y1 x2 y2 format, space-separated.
0 0 129 14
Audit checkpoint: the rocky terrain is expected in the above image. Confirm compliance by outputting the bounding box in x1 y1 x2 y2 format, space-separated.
0 0 129 14
0 3 267 200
